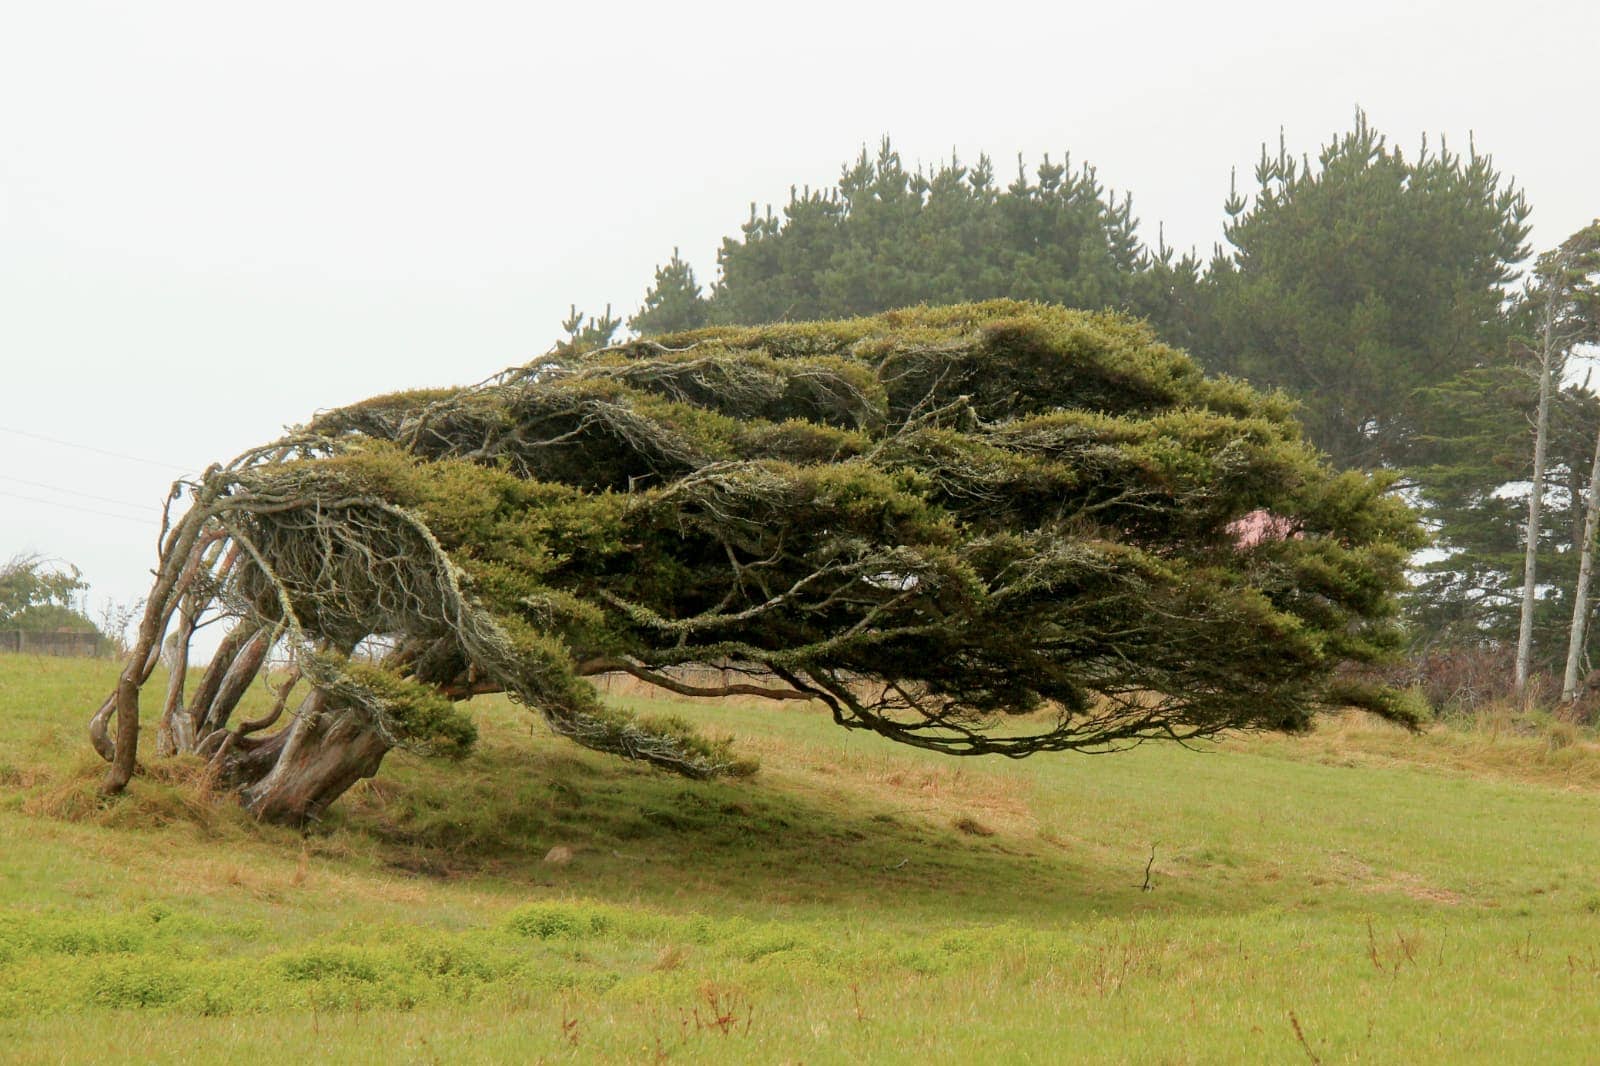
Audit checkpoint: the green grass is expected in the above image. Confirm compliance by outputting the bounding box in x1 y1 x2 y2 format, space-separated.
2 653 1600 1062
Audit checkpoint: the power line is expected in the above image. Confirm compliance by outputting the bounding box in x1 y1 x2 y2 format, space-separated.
0 424 190 473
0 473 150 512
0 488 152 525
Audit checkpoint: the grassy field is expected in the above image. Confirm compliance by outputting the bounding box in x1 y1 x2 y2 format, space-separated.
2 653 1599 1063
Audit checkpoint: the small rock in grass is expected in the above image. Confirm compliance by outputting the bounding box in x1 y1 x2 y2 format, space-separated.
543 845 574 866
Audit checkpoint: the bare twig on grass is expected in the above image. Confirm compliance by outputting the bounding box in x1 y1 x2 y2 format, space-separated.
1288 1010 1321 1065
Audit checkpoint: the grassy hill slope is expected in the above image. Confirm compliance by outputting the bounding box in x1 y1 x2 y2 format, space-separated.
2 653 1599 1063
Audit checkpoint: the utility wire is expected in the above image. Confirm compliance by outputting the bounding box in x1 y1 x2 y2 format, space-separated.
0 473 150 512
0 488 151 525
0 424 190 473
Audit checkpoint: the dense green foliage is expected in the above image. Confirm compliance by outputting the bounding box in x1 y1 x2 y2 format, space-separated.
0 556 98 634
627 248 708 336
632 140 1155 336
1199 114 1530 468
626 118 1529 476
1406 367 1600 649
131 301 1421 823
617 117 1577 665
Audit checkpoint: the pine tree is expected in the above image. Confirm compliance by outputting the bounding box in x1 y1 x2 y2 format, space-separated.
629 248 709 336
1200 112 1531 469
557 304 622 352
633 137 1160 333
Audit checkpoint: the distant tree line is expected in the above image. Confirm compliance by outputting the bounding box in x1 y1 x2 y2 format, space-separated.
566 112 1600 694
0 554 102 634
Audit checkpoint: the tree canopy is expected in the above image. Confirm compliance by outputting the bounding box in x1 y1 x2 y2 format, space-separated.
632 140 1152 334
1199 113 1531 468
610 117 1555 664
0 555 98 634
94 302 1421 823
624 118 1530 476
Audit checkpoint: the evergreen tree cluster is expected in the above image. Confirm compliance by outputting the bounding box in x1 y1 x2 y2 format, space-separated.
627 139 1155 344
623 117 1530 469
1203 115 1531 469
597 115 1600 674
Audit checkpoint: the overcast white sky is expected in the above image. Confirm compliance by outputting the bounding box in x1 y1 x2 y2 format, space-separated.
2 0 1596 625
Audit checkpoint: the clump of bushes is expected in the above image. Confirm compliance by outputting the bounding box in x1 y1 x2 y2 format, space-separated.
1345 643 1600 745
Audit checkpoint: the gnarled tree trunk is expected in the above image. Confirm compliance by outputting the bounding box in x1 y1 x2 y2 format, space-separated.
156 655 396 825
232 694 392 824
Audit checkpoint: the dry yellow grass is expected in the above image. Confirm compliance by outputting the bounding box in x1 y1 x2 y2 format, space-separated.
1235 709 1600 791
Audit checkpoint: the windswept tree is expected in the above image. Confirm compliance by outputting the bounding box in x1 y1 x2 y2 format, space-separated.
92 303 1421 824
